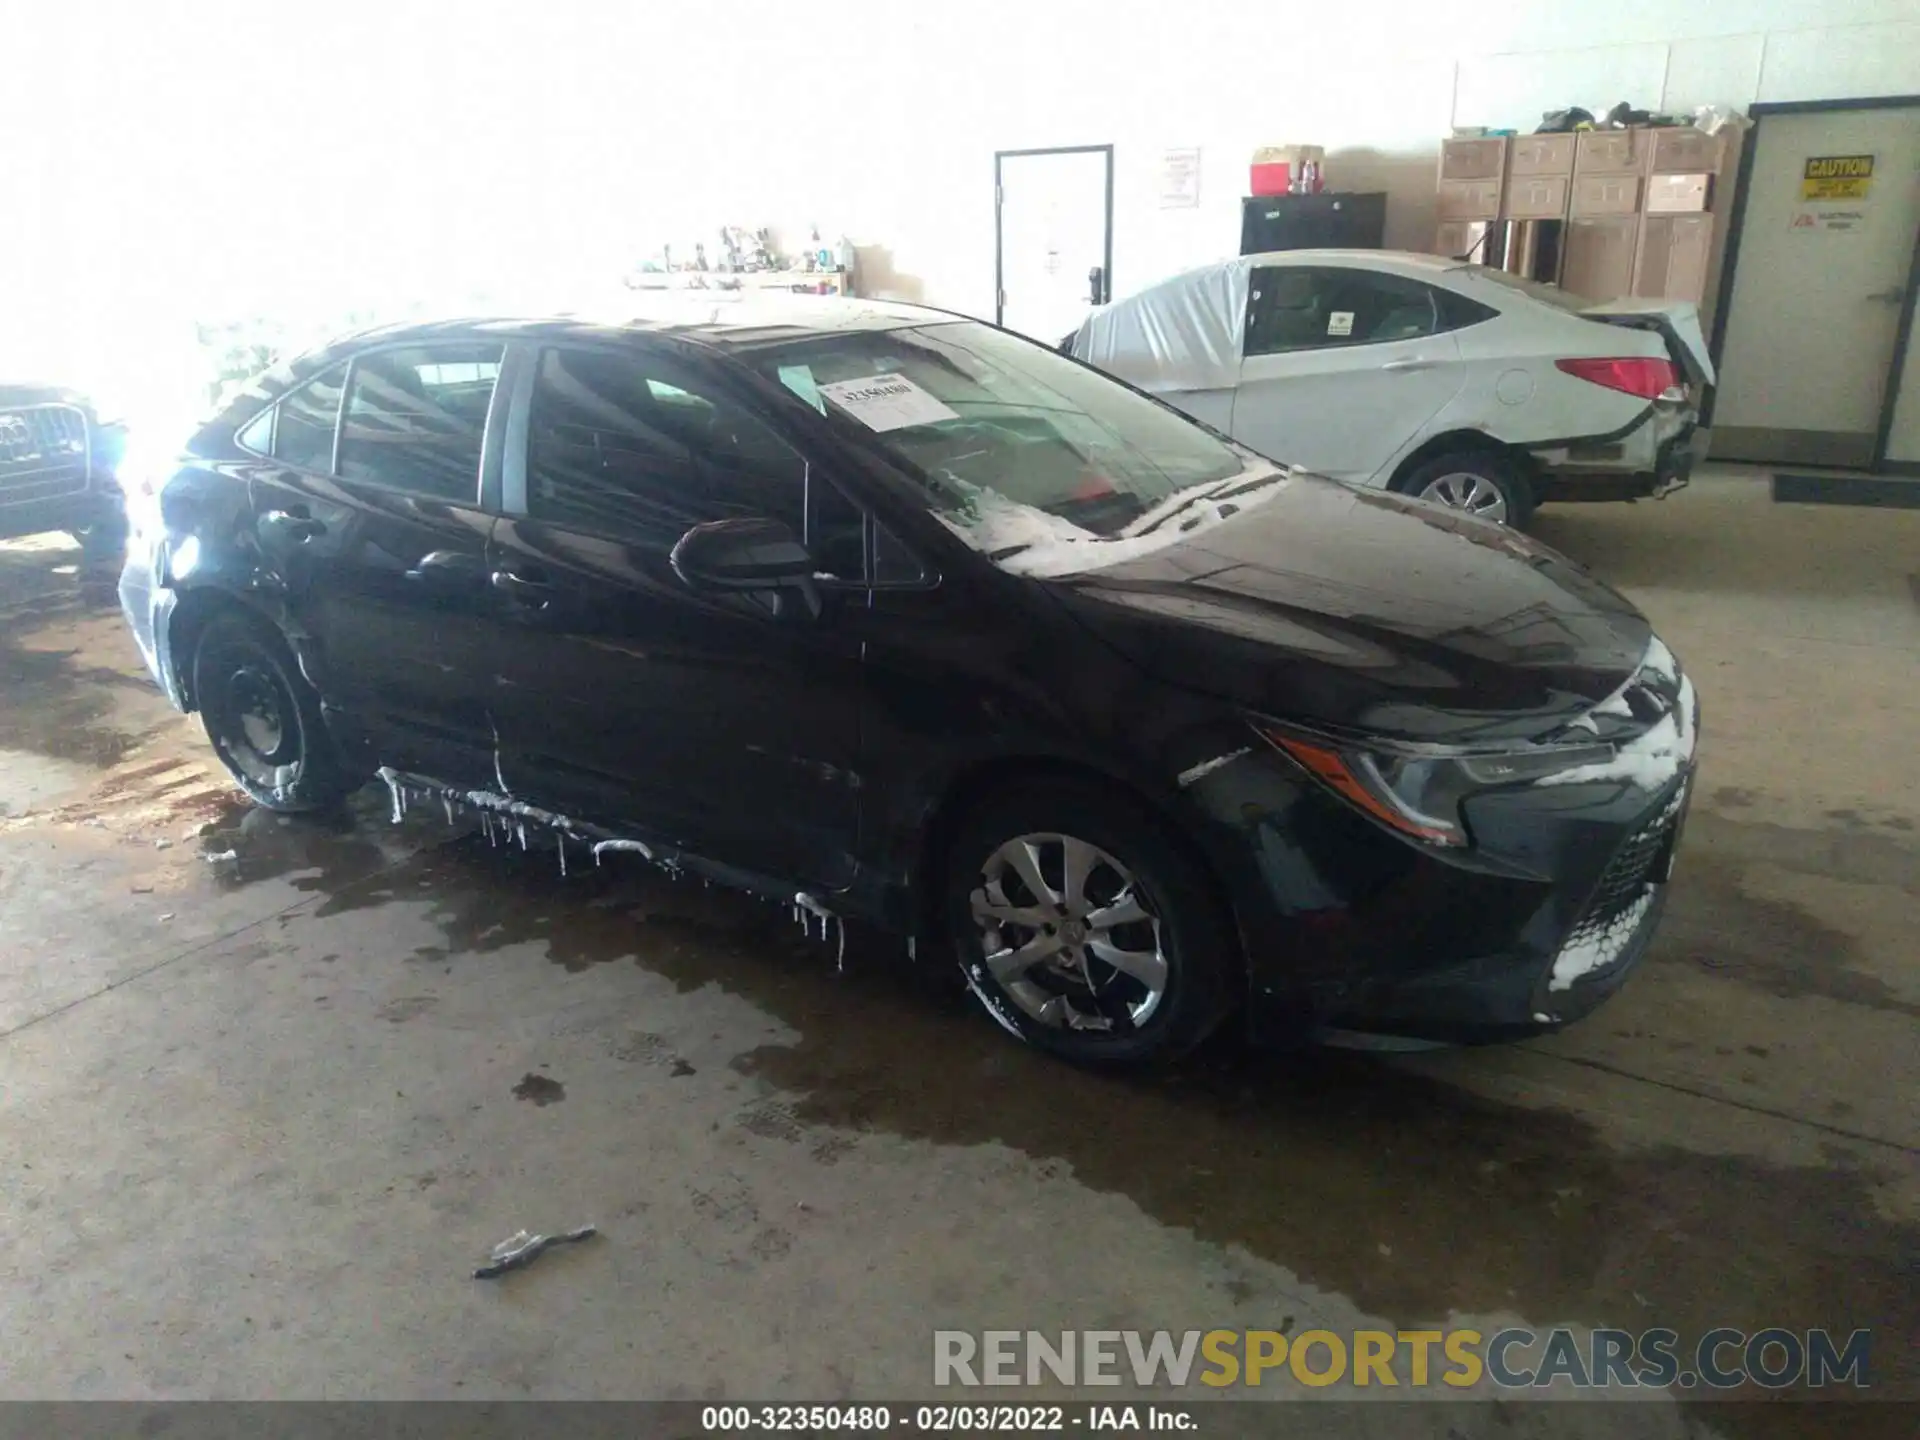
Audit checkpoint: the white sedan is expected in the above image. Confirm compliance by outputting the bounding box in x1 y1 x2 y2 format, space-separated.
1065 250 1714 527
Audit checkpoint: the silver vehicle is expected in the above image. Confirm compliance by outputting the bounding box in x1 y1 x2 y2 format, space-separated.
1066 250 1714 528
0 382 128 558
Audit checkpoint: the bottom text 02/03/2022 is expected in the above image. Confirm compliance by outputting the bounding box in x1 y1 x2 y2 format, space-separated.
700 1404 1200 1432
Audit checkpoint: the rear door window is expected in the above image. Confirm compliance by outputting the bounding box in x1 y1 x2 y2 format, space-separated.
270 364 346 472
1435 287 1499 332
1245 267 1443 355
337 343 504 502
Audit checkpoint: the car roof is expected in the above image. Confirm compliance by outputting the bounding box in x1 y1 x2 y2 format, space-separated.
329 294 948 357
228 295 963 412
1240 248 1469 276
1089 251 1479 327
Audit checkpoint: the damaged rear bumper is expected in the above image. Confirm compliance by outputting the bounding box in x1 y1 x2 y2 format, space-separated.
1527 404 1705 504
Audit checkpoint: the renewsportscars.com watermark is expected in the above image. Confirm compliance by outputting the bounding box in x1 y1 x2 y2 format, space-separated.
934 1327 1872 1393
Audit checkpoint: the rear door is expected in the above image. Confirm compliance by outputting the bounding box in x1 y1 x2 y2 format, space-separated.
246 340 508 784
486 341 864 889
1232 264 1465 482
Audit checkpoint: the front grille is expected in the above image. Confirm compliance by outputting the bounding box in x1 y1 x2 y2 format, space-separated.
1549 783 1686 990
0 404 90 504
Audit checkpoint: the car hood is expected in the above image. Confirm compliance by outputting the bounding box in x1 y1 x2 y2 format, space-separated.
1042 477 1653 746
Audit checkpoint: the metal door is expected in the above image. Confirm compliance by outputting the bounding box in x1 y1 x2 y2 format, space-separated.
996 146 1113 344
1714 103 1920 468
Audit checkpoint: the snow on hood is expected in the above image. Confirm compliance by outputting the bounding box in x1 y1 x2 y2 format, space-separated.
932 471 1294 579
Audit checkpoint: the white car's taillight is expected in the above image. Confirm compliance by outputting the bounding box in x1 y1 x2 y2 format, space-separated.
1554 357 1680 400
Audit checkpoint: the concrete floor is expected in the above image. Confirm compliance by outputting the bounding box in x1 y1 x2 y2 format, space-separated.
0 471 1914 1435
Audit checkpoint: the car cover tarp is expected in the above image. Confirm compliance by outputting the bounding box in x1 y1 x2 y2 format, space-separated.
1067 258 1247 395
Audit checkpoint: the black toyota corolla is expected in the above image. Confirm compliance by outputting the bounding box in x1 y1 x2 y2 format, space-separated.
119 298 1698 1064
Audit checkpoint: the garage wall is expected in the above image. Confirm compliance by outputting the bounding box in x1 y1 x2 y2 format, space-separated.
873 0 1920 318
7 0 1919 410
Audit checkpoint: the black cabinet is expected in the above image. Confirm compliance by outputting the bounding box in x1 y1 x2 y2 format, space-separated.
1240 193 1387 255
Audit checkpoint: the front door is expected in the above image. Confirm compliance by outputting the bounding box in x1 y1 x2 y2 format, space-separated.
997 146 1113 344
486 342 863 890
247 341 507 784
1714 104 1920 468
1232 264 1466 482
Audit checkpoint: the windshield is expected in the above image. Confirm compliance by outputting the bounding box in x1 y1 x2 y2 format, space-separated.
748 320 1283 575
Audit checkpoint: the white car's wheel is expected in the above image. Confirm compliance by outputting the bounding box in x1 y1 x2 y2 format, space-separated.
1398 452 1534 528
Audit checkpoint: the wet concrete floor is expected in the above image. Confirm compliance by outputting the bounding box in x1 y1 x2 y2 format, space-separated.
0 477 1915 1435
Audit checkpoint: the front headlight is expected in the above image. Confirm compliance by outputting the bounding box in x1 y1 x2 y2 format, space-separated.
1256 725 1615 848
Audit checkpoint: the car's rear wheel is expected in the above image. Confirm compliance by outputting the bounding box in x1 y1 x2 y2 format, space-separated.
943 782 1235 1065
1398 450 1533 528
194 611 356 813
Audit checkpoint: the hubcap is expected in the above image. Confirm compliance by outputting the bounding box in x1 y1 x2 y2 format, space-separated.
1418 471 1508 523
218 660 299 788
968 832 1169 1033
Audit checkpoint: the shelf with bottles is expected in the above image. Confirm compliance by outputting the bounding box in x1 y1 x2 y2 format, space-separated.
623 267 851 296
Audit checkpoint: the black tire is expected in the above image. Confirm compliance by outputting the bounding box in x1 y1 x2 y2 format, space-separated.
1395 449 1535 529
193 611 356 812
942 780 1237 1065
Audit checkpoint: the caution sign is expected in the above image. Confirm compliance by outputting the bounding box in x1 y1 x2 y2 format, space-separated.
1801 155 1874 201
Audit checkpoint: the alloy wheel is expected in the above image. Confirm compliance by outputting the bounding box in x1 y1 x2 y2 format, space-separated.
1417 471 1509 523
968 832 1169 1033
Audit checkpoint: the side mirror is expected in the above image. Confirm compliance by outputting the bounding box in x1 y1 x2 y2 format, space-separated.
670 516 819 607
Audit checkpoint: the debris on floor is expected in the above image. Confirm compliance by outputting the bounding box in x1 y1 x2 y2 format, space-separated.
511 1073 567 1106
472 1225 597 1280
202 848 238 864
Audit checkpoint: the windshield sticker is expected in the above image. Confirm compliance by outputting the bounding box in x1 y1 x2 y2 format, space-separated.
1327 311 1355 337
817 372 959 432
777 364 827 415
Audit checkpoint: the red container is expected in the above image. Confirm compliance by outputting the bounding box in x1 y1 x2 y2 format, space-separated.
1250 162 1293 196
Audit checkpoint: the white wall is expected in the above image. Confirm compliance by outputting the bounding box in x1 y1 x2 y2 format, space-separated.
888 0 1920 317
5 0 1917 408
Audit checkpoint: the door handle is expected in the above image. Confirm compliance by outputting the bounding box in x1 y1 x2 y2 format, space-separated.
1381 358 1437 373
490 568 555 602
262 509 325 542
406 550 486 584
1866 287 1906 304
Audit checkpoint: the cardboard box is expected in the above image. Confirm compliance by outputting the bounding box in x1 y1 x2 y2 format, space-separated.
1508 134 1576 177
1645 127 1723 174
1440 137 1507 182
1571 172 1642 217
1633 215 1713 303
1575 128 1643 174
1504 174 1570 220
1645 171 1713 213
1562 217 1639 302
1432 221 1491 260
1436 178 1502 221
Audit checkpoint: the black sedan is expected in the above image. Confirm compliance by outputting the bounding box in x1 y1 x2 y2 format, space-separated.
118 299 1698 1064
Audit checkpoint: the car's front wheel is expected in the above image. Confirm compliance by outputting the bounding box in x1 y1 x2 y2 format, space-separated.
1397 450 1534 528
194 611 357 812
944 782 1235 1065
